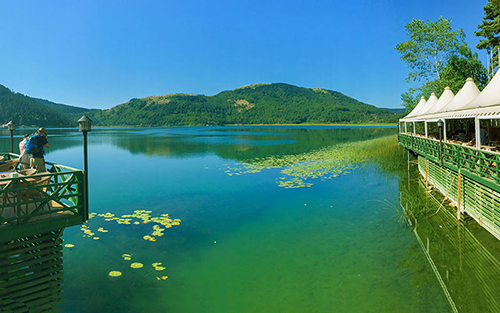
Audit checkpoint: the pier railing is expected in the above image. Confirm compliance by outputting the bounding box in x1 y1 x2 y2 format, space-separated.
399 133 500 192
0 153 87 241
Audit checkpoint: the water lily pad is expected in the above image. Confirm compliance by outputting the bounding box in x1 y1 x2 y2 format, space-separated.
130 262 143 269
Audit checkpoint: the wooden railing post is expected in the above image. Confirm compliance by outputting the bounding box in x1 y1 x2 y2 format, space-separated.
457 146 462 169
439 136 443 166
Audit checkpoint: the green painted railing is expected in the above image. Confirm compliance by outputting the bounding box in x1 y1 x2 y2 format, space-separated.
0 153 87 241
399 134 500 191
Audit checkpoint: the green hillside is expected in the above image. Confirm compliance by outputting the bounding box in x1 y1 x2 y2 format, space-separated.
95 83 401 126
34 98 103 125
0 85 72 127
0 83 402 127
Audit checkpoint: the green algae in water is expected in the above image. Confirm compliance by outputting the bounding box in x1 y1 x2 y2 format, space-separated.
222 140 374 189
55 127 456 312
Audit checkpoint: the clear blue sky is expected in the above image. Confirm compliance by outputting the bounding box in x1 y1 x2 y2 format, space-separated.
0 0 489 109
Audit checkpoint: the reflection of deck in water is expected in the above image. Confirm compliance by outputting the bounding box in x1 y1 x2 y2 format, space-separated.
400 173 500 312
0 153 87 311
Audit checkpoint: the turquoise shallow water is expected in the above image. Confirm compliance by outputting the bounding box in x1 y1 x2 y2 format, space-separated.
1 126 452 312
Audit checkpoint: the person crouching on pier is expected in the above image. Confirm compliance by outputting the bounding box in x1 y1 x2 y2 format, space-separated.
30 127 50 172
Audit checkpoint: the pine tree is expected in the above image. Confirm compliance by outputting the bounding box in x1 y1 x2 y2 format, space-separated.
476 0 500 75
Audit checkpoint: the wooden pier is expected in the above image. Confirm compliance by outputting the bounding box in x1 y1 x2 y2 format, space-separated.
0 153 87 312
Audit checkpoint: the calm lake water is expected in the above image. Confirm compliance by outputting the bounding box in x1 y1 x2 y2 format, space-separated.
4 125 498 312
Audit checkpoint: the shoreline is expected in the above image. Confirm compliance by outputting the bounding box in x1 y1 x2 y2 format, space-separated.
8 123 397 130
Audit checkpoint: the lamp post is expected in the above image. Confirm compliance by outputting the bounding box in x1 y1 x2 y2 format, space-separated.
7 121 16 153
78 115 92 220
438 119 444 166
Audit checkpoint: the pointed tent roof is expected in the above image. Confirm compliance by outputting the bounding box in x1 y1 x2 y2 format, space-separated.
440 78 480 112
459 70 500 110
412 93 438 118
408 78 480 120
420 87 454 116
411 76 496 120
403 96 426 119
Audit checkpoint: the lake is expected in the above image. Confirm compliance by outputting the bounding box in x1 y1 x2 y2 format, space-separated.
4 125 493 312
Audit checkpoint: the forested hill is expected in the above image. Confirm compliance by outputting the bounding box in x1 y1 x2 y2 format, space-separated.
0 83 402 127
34 98 102 125
0 85 72 127
95 83 401 126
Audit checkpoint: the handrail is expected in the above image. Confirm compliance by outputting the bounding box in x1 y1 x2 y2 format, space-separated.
399 133 500 190
0 153 87 238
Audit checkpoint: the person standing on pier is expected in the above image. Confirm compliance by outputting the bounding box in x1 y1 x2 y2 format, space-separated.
18 134 30 169
29 127 50 172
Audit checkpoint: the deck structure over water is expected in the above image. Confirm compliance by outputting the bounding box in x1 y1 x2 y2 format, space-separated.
399 133 500 239
0 152 87 312
398 71 500 242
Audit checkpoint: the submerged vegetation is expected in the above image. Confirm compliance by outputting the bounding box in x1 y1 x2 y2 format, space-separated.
222 134 404 188
355 134 408 177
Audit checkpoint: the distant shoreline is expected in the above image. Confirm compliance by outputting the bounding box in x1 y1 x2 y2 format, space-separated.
9 123 397 130
224 123 397 127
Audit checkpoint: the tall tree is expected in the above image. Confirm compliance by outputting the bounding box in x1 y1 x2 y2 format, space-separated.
476 0 500 73
396 17 487 111
396 17 465 82
441 45 488 91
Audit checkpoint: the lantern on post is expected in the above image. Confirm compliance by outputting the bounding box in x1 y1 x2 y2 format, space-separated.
78 115 92 220
78 115 92 132
7 121 16 153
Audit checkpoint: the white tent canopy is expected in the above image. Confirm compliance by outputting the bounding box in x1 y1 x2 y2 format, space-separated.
440 78 480 112
420 87 454 116
399 71 500 124
410 93 437 119
401 96 426 121
418 78 480 120
460 70 500 110
398 73 500 150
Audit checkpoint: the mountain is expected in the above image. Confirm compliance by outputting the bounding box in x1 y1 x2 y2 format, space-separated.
33 98 103 126
0 83 403 127
0 85 72 127
384 108 406 114
94 83 402 126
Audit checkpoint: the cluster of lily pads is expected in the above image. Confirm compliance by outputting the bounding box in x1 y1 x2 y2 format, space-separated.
108 253 168 281
63 209 182 280
74 210 181 243
222 142 367 188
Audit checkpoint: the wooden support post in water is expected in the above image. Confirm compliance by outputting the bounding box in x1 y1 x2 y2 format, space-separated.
457 168 461 220
407 153 410 191
425 159 428 189
407 148 410 171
